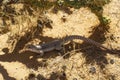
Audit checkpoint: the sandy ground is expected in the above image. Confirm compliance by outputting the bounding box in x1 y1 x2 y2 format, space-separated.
0 0 120 80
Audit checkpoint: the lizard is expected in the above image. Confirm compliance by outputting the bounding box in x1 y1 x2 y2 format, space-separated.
20 35 119 55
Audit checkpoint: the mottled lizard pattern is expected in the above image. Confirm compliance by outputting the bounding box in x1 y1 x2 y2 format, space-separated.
20 35 119 55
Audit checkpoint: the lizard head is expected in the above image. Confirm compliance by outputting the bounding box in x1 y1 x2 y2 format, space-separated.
21 44 44 54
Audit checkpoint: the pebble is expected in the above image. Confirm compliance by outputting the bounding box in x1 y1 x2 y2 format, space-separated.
89 66 96 74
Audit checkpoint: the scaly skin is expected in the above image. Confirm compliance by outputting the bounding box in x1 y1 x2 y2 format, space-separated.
21 35 119 55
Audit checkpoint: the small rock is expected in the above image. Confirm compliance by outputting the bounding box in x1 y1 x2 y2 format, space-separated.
89 67 96 74
73 78 77 80
110 59 114 64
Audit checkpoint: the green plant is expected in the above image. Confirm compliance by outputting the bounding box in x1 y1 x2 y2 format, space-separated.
100 17 111 25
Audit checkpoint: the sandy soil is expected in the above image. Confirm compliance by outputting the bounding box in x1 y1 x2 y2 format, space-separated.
0 0 120 80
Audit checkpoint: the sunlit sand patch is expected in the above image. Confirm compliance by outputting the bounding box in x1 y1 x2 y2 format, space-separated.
0 61 30 80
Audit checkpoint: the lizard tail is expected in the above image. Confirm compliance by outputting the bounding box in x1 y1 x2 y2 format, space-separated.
64 35 120 54
63 35 109 50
